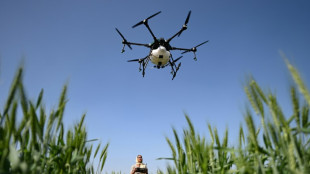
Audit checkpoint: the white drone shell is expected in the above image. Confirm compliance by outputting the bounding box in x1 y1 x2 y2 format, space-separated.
150 46 171 67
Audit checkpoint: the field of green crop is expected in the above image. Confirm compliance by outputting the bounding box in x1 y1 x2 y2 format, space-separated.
1 58 309 173
0 67 109 173
157 58 310 174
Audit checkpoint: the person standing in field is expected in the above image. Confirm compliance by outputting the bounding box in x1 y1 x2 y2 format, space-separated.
130 155 148 174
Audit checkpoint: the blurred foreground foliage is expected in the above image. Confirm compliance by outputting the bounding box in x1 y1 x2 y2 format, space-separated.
158 59 310 174
2 57 309 174
0 67 109 174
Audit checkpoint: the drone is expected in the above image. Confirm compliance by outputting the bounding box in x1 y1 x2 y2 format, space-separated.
115 11 208 80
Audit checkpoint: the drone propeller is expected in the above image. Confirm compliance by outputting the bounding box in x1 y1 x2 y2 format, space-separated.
178 11 191 37
127 58 143 62
176 62 181 71
115 28 132 51
185 11 191 26
166 11 192 43
173 56 183 63
132 11 161 28
181 40 209 54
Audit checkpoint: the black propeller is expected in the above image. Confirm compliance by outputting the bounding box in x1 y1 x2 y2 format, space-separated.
115 28 132 50
182 40 209 54
178 11 191 37
185 11 191 26
166 11 192 43
132 11 161 28
127 58 143 62
127 56 148 63
173 56 183 63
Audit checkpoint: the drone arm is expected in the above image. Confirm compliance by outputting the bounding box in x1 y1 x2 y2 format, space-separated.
170 47 193 52
126 42 151 48
171 47 198 61
132 11 161 42
171 40 209 53
144 22 157 42
168 59 181 80
166 11 191 43
142 58 150 77
166 27 186 43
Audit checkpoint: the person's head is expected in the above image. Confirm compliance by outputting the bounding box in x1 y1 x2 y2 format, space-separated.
136 155 143 163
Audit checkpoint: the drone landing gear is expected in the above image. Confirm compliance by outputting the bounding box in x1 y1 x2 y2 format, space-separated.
128 56 149 77
142 58 149 77
168 59 181 80
171 62 181 80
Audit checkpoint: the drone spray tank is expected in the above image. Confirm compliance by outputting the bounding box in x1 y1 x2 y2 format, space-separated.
150 46 171 68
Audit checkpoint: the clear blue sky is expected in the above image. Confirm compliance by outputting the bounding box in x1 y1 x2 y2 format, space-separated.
1 0 310 173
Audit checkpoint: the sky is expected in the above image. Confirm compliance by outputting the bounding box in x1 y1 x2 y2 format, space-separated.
1 0 310 173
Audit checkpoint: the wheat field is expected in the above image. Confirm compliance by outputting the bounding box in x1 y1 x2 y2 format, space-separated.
1 58 309 173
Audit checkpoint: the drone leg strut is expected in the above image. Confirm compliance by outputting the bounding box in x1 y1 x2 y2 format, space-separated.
121 44 125 53
169 59 181 80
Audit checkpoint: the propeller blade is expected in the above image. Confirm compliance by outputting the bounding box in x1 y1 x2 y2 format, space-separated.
127 59 141 62
115 28 132 50
195 40 209 48
185 10 191 25
177 31 182 37
128 56 148 63
115 28 126 40
173 56 183 63
147 11 161 20
181 40 209 54
132 11 161 28
132 21 144 28
176 62 181 71
181 50 190 54
178 11 191 37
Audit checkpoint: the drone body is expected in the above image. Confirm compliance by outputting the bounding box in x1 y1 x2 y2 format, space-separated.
116 11 208 80
150 45 170 68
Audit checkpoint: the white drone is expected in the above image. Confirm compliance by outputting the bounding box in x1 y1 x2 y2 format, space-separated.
116 11 208 80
